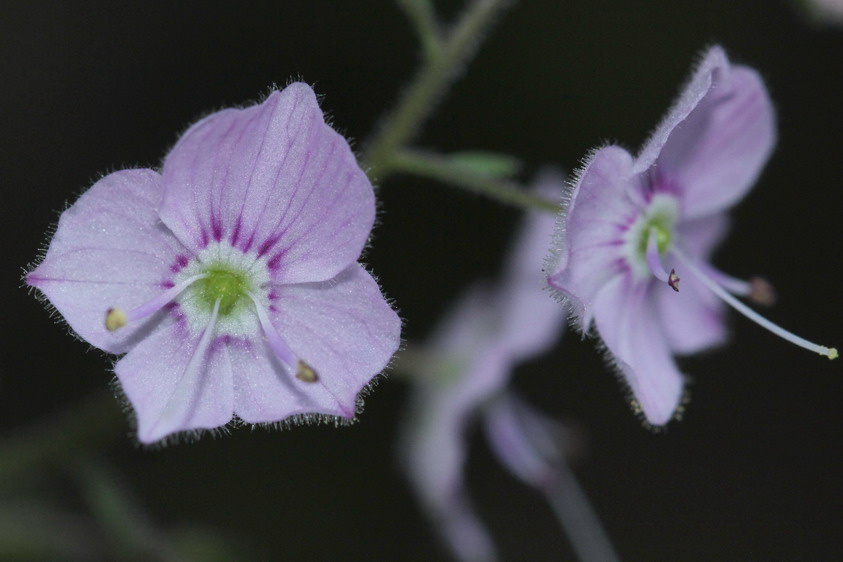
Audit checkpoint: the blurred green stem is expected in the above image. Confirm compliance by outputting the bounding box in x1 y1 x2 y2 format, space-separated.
396 0 441 60
0 391 123 481
386 148 559 212
74 459 183 562
364 0 514 178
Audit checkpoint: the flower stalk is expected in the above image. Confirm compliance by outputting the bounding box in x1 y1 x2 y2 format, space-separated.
386 148 559 212
364 0 514 178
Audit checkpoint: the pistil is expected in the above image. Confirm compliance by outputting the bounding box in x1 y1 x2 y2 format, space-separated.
673 250 837 359
699 263 776 307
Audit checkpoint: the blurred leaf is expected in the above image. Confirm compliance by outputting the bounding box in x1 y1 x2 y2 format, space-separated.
74 459 181 561
0 500 103 560
170 527 251 562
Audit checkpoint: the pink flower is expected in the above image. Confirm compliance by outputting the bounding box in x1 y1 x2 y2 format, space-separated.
401 175 567 560
546 47 836 426
27 84 401 444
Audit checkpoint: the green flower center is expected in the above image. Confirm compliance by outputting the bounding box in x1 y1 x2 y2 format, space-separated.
637 212 674 259
193 265 250 316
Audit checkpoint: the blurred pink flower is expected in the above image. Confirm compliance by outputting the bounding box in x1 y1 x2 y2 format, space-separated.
401 175 568 560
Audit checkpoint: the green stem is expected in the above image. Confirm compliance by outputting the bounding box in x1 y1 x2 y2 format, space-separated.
386 149 559 213
364 0 514 178
0 391 123 481
396 0 441 60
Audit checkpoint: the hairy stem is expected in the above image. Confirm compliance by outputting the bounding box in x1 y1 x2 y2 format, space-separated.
364 0 514 178
386 148 559 212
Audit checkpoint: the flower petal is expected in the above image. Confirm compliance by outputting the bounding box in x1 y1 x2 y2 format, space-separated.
114 318 234 444
657 257 727 355
26 169 185 354
677 212 730 259
500 174 567 358
160 83 375 283
260 264 400 418
401 397 497 561
635 46 729 174
639 47 775 219
594 274 685 425
229 335 367 424
547 146 636 329
483 393 558 488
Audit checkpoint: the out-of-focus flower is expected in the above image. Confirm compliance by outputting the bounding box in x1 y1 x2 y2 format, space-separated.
401 175 567 560
27 83 401 444
546 46 836 426
801 0 843 25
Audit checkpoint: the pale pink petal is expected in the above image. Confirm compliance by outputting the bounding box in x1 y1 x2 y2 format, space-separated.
27 169 186 354
635 46 729 173
114 319 234 444
594 275 685 425
160 83 375 284
501 174 567 358
265 264 400 416
420 285 515 421
677 213 730 259
638 47 775 219
547 146 636 329
401 396 497 561
657 257 727 355
230 335 363 424
483 394 557 488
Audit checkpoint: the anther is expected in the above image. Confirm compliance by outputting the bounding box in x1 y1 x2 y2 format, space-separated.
296 360 319 383
105 308 128 332
668 269 680 292
749 277 776 307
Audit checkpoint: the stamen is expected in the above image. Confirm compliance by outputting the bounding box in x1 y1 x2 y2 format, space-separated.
106 273 208 332
646 228 679 291
296 360 319 383
699 264 776 307
749 277 777 307
673 251 838 360
247 292 320 382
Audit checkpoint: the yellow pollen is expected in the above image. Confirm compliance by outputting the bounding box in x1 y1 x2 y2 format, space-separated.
828 348 838 360
296 360 319 383
105 307 127 331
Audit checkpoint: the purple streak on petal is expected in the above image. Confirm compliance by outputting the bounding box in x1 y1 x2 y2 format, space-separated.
264 264 401 418
26 169 186 354
115 316 235 444
160 83 375 283
547 146 636 329
594 275 684 425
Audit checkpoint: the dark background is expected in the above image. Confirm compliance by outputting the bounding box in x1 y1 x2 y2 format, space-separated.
3 1 842 560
